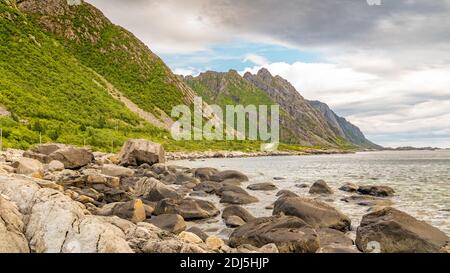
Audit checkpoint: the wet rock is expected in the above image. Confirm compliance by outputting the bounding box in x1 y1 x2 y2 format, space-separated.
341 195 393 207
229 215 319 253
276 190 298 198
154 198 220 220
193 181 221 194
12 157 43 176
339 182 359 193
118 139 165 167
49 147 94 169
296 183 309 189
273 197 351 232
356 207 450 253
222 205 255 223
147 214 186 234
134 177 181 202
210 170 249 183
225 215 246 227
357 185 395 197
220 191 259 205
0 195 30 253
309 180 333 195
187 227 208 242
101 164 135 177
247 182 277 191
194 167 219 181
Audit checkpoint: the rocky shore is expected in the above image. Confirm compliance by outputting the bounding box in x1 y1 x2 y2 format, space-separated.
0 139 449 253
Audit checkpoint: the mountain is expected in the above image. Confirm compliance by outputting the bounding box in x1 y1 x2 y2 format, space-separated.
307 100 381 149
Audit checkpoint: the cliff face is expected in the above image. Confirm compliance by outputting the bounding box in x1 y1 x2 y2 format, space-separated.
308 101 381 149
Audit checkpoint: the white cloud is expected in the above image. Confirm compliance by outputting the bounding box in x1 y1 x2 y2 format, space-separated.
243 54 268 66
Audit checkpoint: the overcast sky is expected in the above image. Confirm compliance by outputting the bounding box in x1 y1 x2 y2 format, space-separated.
87 0 450 148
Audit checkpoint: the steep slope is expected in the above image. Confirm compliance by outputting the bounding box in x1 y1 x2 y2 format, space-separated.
308 100 381 149
17 0 196 123
243 69 345 146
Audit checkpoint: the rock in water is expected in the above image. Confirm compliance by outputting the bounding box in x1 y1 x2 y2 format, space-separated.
222 205 255 223
356 207 450 253
49 147 94 169
12 157 43 176
357 185 395 197
220 191 259 205
148 214 186 234
118 139 165 167
194 168 219 181
210 170 249 182
154 198 219 220
273 197 351 232
0 195 30 253
229 215 319 253
247 183 277 191
309 180 333 195
339 182 359 193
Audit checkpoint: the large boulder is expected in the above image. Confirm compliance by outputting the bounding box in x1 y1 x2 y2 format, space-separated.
96 200 146 224
147 214 186 234
210 170 249 183
194 168 219 181
229 215 319 253
193 181 221 194
273 197 351 232
0 195 30 253
12 157 43 176
154 198 219 220
118 139 165 167
357 185 395 197
220 191 259 205
247 183 277 191
101 164 135 177
356 207 450 253
309 180 333 195
134 178 181 202
49 147 94 169
32 144 68 155
222 205 255 223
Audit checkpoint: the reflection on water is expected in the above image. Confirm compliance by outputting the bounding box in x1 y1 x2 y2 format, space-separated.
174 150 450 238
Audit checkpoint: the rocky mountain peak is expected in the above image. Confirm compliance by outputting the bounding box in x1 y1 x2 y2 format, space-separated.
256 68 273 79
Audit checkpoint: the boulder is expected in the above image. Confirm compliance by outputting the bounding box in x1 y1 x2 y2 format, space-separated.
222 205 255 223
32 144 67 155
341 195 393 207
154 198 220 220
220 191 259 205
247 183 277 191
357 185 395 197
194 167 219 181
186 227 209 242
178 231 203 244
12 157 43 176
147 214 186 234
0 195 30 253
339 182 359 193
86 174 120 189
97 200 146 224
193 181 221 194
101 164 135 177
49 147 94 169
225 215 246 227
216 185 248 197
276 190 298 198
229 215 319 253
205 236 225 250
210 170 249 183
309 180 333 195
273 197 351 232
134 177 181 202
118 139 165 167
23 151 51 164
356 207 450 253
47 160 65 172
317 228 354 248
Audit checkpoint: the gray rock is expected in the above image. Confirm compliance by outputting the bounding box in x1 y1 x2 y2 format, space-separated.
247 183 277 191
0 195 30 253
101 164 135 177
357 185 395 197
12 157 43 176
134 177 181 202
118 139 165 167
154 198 219 220
222 205 255 223
356 207 450 253
273 197 351 232
220 191 259 205
229 215 319 253
49 147 94 169
147 214 186 234
194 167 219 181
339 182 359 193
193 181 221 194
210 170 249 183
309 180 333 195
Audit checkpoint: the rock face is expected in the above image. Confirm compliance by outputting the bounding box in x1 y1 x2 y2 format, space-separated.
12 157 43 175
49 147 94 169
0 195 30 253
154 198 219 220
357 185 395 197
273 197 351 231
229 215 319 253
356 207 450 253
309 180 333 195
118 139 165 167
247 183 277 191
147 214 186 234
134 178 181 202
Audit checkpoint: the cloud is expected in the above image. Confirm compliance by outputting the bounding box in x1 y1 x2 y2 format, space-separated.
243 54 268 66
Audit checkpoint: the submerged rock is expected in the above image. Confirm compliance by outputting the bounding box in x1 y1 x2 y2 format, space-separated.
210 170 249 183
357 185 395 197
247 182 277 191
339 182 359 193
356 207 450 253
309 180 333 195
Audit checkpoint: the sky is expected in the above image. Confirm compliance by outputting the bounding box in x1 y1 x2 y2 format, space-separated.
86 0 450 148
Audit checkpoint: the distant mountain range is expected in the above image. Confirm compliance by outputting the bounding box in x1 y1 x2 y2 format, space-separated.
0 0 380 151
